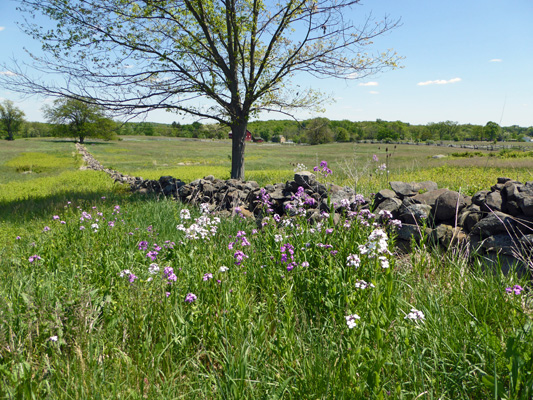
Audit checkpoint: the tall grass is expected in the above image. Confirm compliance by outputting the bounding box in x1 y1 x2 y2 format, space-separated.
1 196 531 399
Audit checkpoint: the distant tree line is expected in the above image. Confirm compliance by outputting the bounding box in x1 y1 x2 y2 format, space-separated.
2 99 532 143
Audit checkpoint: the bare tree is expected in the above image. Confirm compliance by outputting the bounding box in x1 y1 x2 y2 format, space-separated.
1 0 400 179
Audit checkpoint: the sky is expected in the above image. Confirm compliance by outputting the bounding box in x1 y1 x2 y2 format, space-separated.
1 0 532 127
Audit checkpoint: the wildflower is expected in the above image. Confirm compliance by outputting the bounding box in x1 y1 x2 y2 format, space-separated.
286 262 297 271
80 226 85 230
200 203 210 214
28 255 42 263
146 251 158 261
180 209 191 220
185 293 197 303
53 215 60 220
148 263 160 274
325 228 333 234
378 256 390 269
153 244 162 251
301 261 309 267
49 335 58 342
166 292 171 297
313 160 332 177
347 254 360 268
273 214 281 223
219 266 229 272
355 280 375 289
108 221 115 228
359 228 390 258
60 221 66 224
405 308 425 321
119 269 131 277
506 285 524 295
129 273 138 283
138 241 149 251
91 223 99 232
274 234 283 242
372 154 379 162
203 273 213 281
345 314 361 329
42 226 51 232
234 250 248 265
16 236 21 240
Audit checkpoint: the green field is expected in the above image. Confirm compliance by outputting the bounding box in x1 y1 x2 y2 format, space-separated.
1 137 532 399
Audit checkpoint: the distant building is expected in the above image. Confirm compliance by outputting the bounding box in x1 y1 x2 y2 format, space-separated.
252 136 264 143
522 136 532 142
228 130 253 141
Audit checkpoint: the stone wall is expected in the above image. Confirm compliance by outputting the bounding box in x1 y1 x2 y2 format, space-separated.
77 144 533 273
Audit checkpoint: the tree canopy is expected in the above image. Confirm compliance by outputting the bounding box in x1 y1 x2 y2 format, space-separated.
0 100 26 140
2 0 401 179
43 98 116 143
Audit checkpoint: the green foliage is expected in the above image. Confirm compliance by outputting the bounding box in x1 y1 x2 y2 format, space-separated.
43 97 117 143
305 118 334 145
0 100 25 140
5 152 80 173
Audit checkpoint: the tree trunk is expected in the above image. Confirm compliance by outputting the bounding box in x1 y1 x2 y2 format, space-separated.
230 121 247 180
79 136 85 144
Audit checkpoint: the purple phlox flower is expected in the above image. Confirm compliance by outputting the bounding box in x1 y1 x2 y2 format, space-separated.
314 160 332 177
129 273 138 283
42 226 51 232
81 211 92 220
53 215 60 220
372 154 379 162
138 241 149 251
330 250 338 256
28 255 42 263
301 261 309 267
108 221 115 228
228 242 235 250
163 266 177 282
146 225 153 232
16 236 21 240
60 220 66 224
146 251 158 261
345 314 360 329
240 237 251 246
326 228 333 234
274 234 283 242
234 250 248 265
185 293 197 303
166 292 171 297
252 229 258 235
236 230 246 238
286 262 297 271
378 210 393 220
80 226 85 230
153 244 162 251
273 214 281 223
506 285 524 295
203 272 213 281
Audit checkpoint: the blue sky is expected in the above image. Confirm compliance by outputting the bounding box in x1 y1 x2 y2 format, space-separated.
1 0 532 127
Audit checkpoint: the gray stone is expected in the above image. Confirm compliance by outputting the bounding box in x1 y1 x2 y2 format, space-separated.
410 188 450 208
434 191 467 221
374 197 402 215
472 190 489 207
397 224 432 242
389 181 414 198
374 189 397 206
470 212 517 238
485 191 503 212
399 203 432 225
294 171 318 188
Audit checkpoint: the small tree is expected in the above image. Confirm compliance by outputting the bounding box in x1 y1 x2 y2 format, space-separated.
43 98 115 143
0 100 25 140
306 118 334 145
484 121 501 142
2 0 401 179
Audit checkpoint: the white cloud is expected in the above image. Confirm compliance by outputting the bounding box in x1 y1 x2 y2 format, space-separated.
0 27 5 32
489 59 502 62
359 81 379 87
346 72 360 79
0 70 16 76
417 77 461 86
369 91 379 95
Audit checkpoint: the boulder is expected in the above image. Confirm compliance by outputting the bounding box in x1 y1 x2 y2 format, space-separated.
470 212 517 238
399 203 432 225
434 190 467 222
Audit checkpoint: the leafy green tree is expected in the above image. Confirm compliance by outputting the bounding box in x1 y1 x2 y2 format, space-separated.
43 98 116 143
3 0 400 179
335 127 349 142
306 118 333 145
484 121 501 141
0 100 25 140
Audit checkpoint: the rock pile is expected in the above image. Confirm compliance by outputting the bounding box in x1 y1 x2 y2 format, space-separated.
77 144 532 273
374 178 533 274
76 144 364 219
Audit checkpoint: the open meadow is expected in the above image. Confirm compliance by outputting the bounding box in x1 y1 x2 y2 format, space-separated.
1 137 533 399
